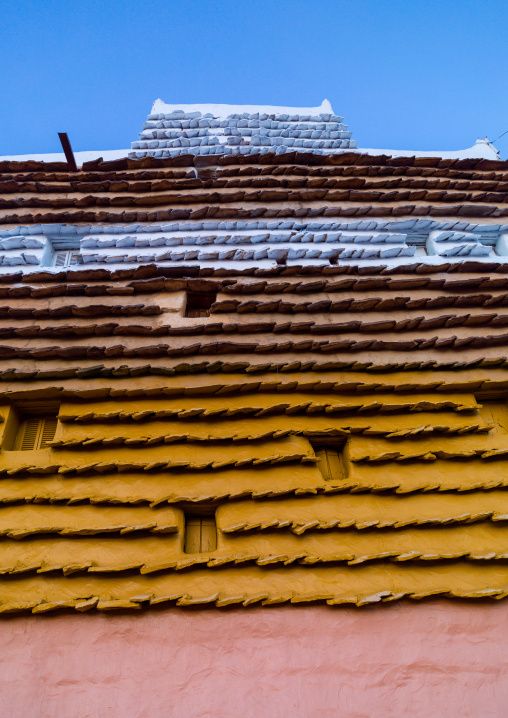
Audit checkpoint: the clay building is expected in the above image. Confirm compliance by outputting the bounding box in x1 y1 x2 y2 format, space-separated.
1 100 508 716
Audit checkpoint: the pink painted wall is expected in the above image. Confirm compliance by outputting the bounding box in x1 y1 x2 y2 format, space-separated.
1 601 507 718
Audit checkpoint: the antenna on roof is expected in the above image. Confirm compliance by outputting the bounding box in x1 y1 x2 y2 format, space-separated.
57 133 78 172
492 130 508 144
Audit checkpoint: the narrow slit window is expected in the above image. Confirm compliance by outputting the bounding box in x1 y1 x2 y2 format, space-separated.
15 416 58 451
185 291 217 318
184 514 217 553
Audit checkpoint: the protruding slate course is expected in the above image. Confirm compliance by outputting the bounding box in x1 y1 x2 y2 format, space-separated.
1 101 508 614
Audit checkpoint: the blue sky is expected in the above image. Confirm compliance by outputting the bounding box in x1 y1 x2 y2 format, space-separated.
1 0 507 156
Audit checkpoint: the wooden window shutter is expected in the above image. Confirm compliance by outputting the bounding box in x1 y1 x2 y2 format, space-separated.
17 416 57 450
315 447 344 481
200 517 217 552
53 251 68 267
185 517 202 554
53 251 79 267
19 418 42 450
184 515 217 553
40 417 58 448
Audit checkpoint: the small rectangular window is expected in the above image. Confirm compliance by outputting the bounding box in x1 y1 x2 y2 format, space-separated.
184 514 217 553
185 291 217 318
53 250 79 267
310 439 346 481
15 416 58 451
314 447 344 481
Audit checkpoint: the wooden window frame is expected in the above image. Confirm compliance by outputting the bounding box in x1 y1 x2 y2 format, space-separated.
3 401 61 451
53 250 79 268
183 505 218 554
14 416 58 451
310 438 347 481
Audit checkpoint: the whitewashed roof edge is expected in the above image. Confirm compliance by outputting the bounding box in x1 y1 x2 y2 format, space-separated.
0 99 501 162
0 139 500 164
151 98 334 117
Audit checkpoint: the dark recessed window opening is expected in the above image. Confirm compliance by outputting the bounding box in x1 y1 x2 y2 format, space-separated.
185 291 217 318
3 401 60 451
184 510 217 553
310 439 346 481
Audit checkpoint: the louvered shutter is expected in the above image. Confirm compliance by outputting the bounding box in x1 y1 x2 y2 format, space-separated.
53 251 79 267
53 252 68 267
19 418 42 450
39 417 57 448
17 416 57 450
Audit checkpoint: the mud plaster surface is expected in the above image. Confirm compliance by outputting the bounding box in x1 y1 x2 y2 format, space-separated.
1 601 507 718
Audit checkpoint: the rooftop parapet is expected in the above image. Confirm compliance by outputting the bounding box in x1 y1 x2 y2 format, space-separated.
130 99 358 159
